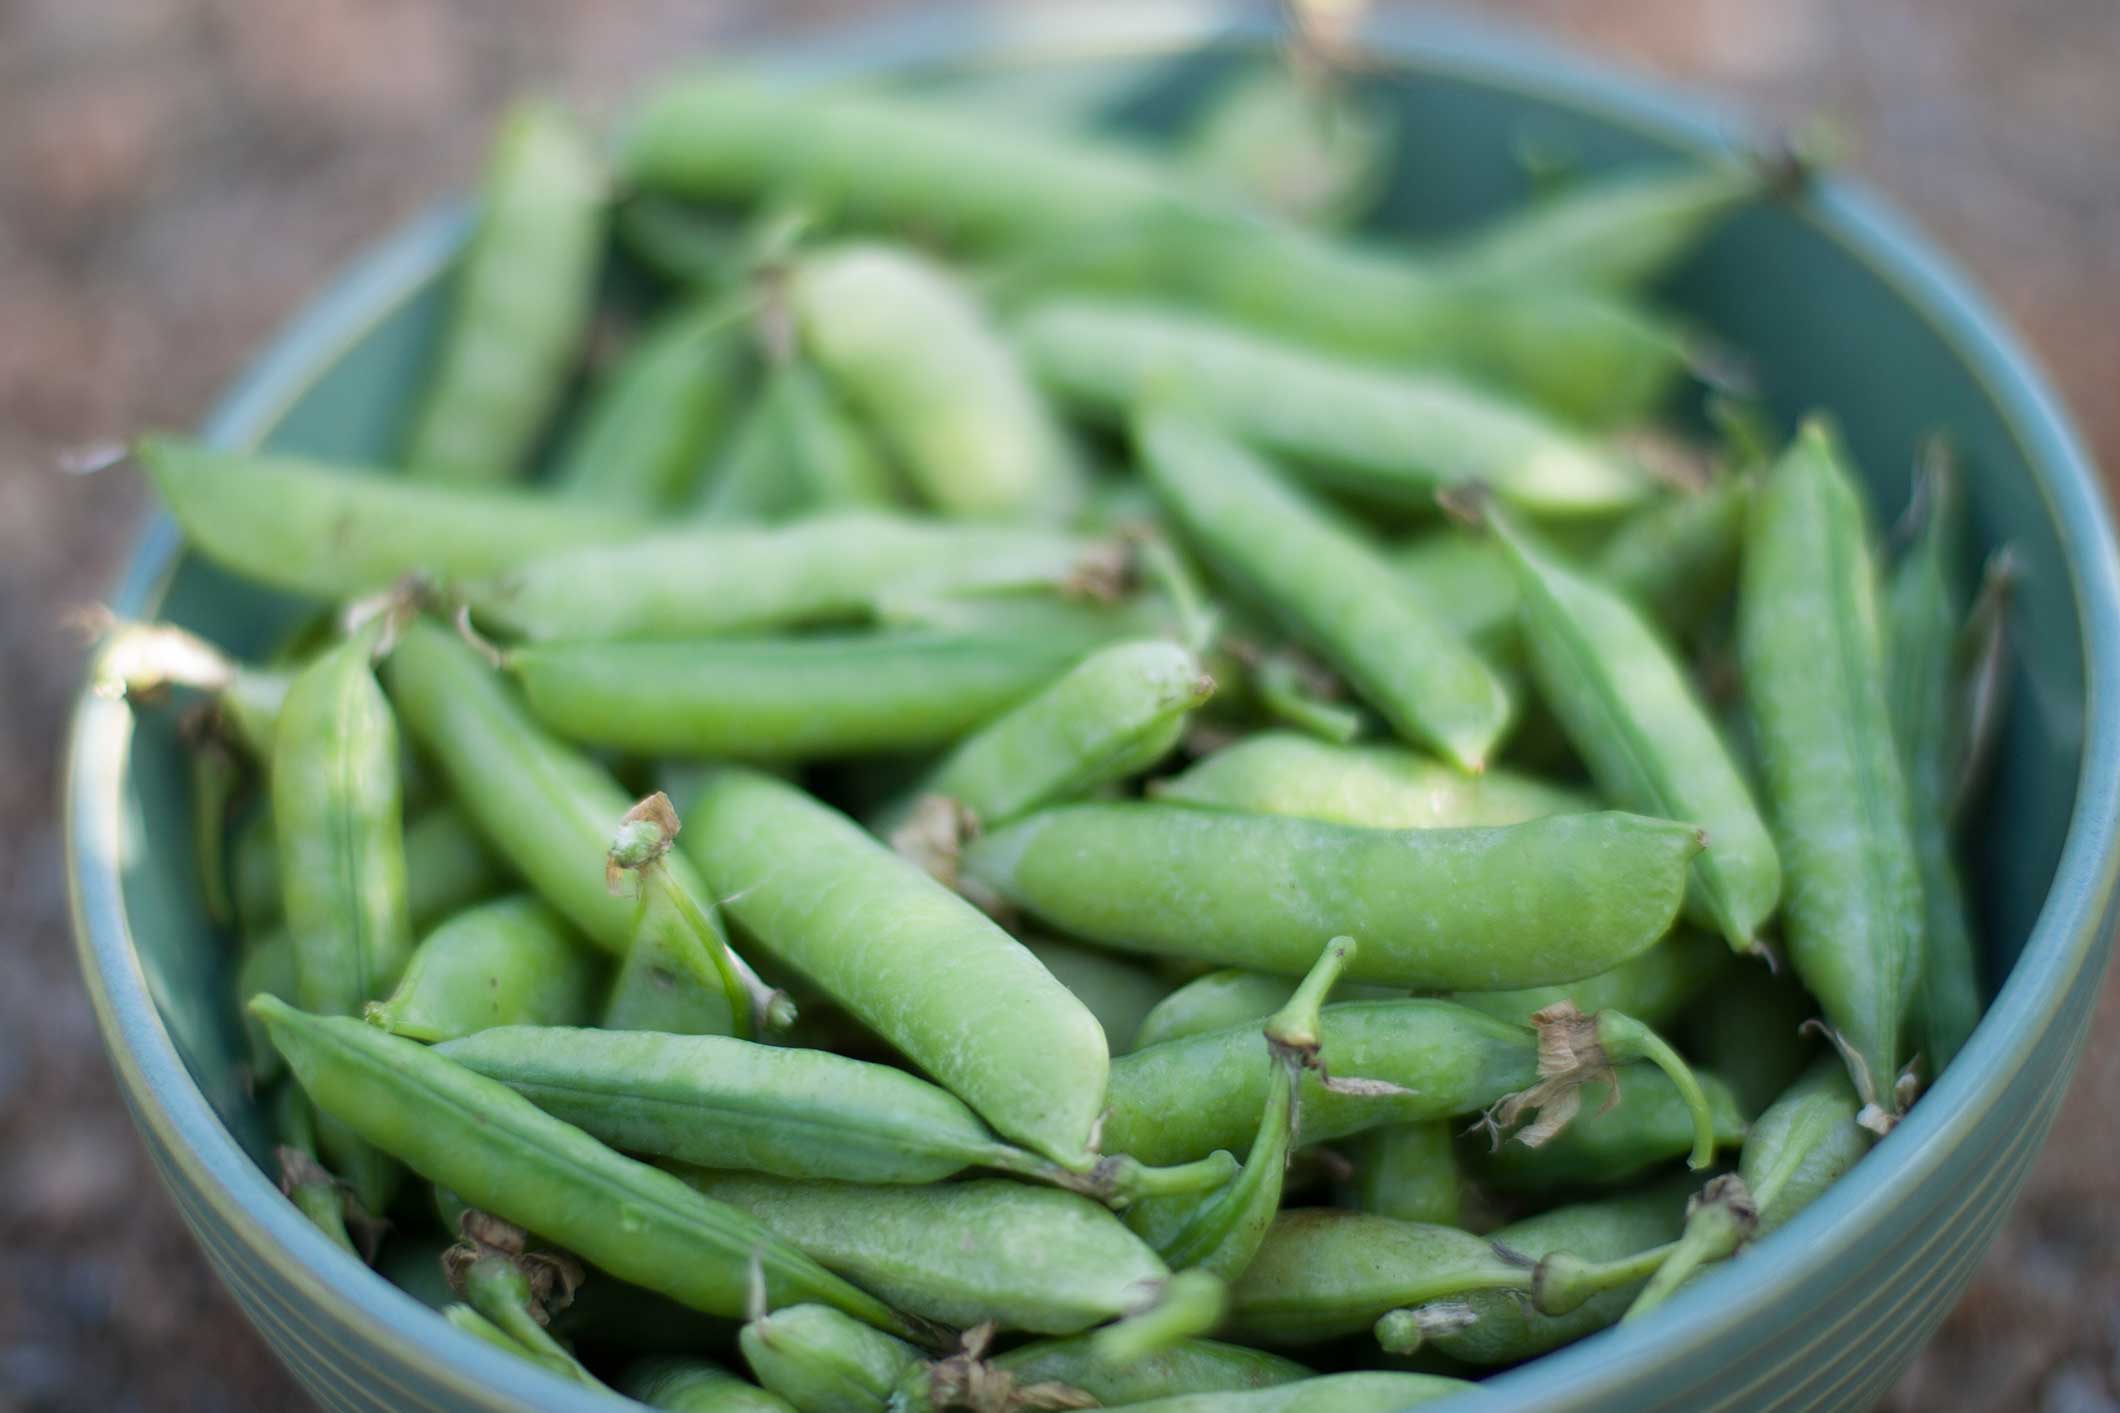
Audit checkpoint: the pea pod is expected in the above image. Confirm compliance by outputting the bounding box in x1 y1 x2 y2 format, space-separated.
271 1082 359 1257
740 1304 920 1413
683 768 1109 1169
899 1335 1310 1413
234 928 299 1083
404 104 605 485
1182 65 1390 227
1019 936 1171 1057
448 1237 601 1389
250 998 922 1339
1343 1122 1464 1228
615 195 740 287
1098 1372 1473 1413
1487 503 1780 953
1591 473 1754 641
233 801 508 939
1468 1071 1748 1192
1133 969 1401 1052
962 802 1702 990
138 438 647 600
363 896 601 1043
700 357 899 523
1683 968 1817 1117
1738 419 1923 1124
1027 303 1653 517
792 243 1081 520
628 1359 796 1413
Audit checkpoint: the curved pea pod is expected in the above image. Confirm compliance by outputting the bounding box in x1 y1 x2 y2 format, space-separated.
1400 1178 1694 1365
1151 731 1592 829
1886 455 1984 1071
550 293 749 509
682 1172 1207 1339
1467 1071 1748 1192
1182 66 1390 227
740 1304 920 1413
1136 410 1512 768
506 632 1087 761
1433 158 1782 292
1130 969 1403 1052
1344 1122 1464 1228
627 1359 796 1413
1450 925 1730 1029
898 1335 1311 1413
1020 937 1171 1057
234 801 508 938
961 803 1703 990
1490 506 1781 952
1738 419 1924 1125
1592 473 1753 641
404 103 605 485
791 243 1081 520
249 999 922 1340
464 512 1099 642
137 438 648 600
1025 300 1655 517
363 896 601 1043
683 769 1108 1169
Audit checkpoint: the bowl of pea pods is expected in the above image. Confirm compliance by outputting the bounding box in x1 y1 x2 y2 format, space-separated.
65 5 2120 1411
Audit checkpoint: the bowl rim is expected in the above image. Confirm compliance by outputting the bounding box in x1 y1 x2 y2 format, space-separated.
63 4 2120 1408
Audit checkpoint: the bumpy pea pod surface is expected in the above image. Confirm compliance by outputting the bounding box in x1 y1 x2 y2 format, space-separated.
740 1303 920 1413
1032 302 1653 517
1467 1071 1748 1191
1138 408 1512 768
364 896 601 1043
138 438 647 600
626 1358 796 1412
1490 506 1781 953
683 768 1108 1168
253 1000 920 1337
405 104 606 485
793 244 1081 521
1738 420 1924 1124
962 802 1701 990
506 632 1088 761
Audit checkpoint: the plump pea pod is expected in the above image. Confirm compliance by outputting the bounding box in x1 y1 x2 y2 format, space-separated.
1131 969 1401 1052
697 358 897 523
1152 731 1592 829
1226 1208 1675 1345
271 1082 360 1257
506 632 1086 761
550 293 749 508
1019 936 1171 1058
891 639 1212 833
1738 420 1924 1126
1592 473 1753 641
137 438 647 600
404 104 605 484
1029 302 1654 517
1344 1122 1464 1228
1683 967 1817 1117
627 1358 797 1413
962 802 1702 990
740 1304 921 1413
234 801 508 938
1488 505 1781 952
1388 1177 1694 1364
363 896 601 1043
684 769 1109 1169
250 999 923 1339
1468 1071 1747 1191
1097 1371 1474 1413
792 243 1082 521
1625 1060 1870 1319
1886 456 1984 1071
1181 65 1390 227
1137 409 1512 768
1432 158 1780 292
466 511 1099 642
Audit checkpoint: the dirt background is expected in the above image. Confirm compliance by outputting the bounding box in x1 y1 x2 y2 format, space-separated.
3 2 2116 1409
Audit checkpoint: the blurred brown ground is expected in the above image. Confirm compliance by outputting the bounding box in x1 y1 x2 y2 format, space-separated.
2 2 2115 1409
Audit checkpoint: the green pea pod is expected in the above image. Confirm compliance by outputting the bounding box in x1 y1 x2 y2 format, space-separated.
1019 936 1171 1058
962 802 1702 990
792 243 1082 521
910 1335 1311 1411
1137 409 1514 768
550 292 749 509
405 104 605 485
234 928 298 1083
363 896 601 1043
235 801 508 939
232 809 279 930
454 1250 603 1389
1886 455 1984 1071
272 623 413 1215
767 357 900 515
271 1082 359 1257
1389 533 1524 655
250 998 922 1339
137 438 648 600
506 632 1088 761
1030 303 1654 517
1738 419 1924 1124
684 769 1109 1169
1131 970 1401 1052
1592 474 1753 641
683 1171 1209 1339
1182 65 1390 227
1343 1122 1464 1228
1489 505 1781 953
740 1304 920 1413
1151 731 1592 829
1682 967 1818 1117
614 195 741 287
600 910 748 1038
626 1359 797 1413
1091 1371 1473 1413
1467 1072 1748 1192
1395 1177 1694 1365
468 512 1097 643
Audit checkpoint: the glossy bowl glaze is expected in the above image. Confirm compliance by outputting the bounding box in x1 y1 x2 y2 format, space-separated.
65 6 2118 1410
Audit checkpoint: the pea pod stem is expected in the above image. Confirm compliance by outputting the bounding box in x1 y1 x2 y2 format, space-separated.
1617 1175 1758 1322
1478 1004 1718 1172
1089 1269 1228 1367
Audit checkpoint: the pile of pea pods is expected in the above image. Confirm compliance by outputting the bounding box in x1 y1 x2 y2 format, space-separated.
96 57 2015 1413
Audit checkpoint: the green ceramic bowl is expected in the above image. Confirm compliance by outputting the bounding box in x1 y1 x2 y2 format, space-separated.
65 6 2118 1410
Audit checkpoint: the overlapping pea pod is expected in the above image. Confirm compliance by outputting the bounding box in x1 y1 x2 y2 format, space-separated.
1083 1371 1474 1413
250 998 927 1341
235 801 506 940
1019 936 1170 1057
1467 1071 1749 1193
895 1333 1311 1413
696 356 899 523
740 1303 921 1413
1738 419 1925 1126
363 896 602 1043
626 1358 796 1413
441 1212 601 1390
404 103 605 486
270 1081 361 1258
1341 1122 1466 1229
